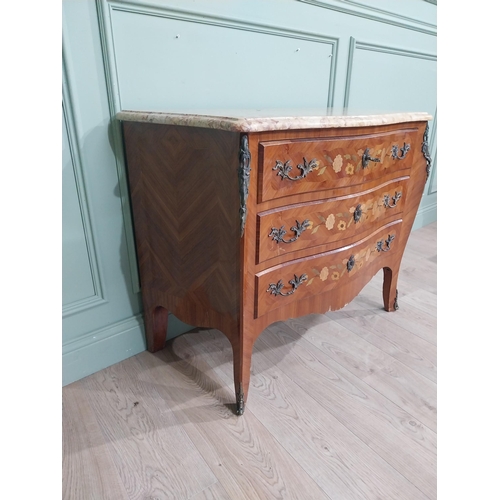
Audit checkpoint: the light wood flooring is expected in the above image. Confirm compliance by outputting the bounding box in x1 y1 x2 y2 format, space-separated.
63 222 437 500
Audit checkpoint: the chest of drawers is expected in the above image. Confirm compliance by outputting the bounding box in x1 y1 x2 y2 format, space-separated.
118 110 432 415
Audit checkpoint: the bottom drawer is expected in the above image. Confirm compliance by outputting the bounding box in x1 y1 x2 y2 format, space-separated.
255 220 402 318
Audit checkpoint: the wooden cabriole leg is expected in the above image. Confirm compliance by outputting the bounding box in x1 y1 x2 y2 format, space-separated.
383 265 400 312
231 334 254 416
143 303 169 353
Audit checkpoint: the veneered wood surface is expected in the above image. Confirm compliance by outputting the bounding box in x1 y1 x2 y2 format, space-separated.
255 220 402 317
121 119 429 412
258 128 417 202
257 177 408 264
122 122 241 347
239 121 428 406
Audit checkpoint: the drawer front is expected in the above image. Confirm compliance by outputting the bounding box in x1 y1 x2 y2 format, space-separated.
257 178 408 264
255 221 402 318
258 129 417 203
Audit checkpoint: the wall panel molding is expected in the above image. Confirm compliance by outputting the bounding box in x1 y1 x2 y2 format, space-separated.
98 0 341 106
62 53 106 317
343 37 437 107
355 40 437 61
109 0 339 42
298 0 436 35
95 0 142 294
343 36 356 109
427 111 437 195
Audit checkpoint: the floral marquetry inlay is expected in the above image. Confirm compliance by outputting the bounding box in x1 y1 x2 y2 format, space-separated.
305 189 404 236
317 147 396 178
325 214 335 230
332 154 343 173
305 232 397 288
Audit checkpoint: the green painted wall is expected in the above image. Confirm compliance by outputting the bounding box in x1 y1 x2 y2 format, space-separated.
62 0 437 386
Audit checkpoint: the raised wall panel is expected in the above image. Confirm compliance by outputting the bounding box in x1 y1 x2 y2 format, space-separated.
345 40 436 117
62 106 96 307
63 0 145 385
110 8 336 110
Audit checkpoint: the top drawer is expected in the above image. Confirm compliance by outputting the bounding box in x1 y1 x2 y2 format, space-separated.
258 128 417 203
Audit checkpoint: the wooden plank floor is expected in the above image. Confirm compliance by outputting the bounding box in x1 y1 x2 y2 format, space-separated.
63 222 437 500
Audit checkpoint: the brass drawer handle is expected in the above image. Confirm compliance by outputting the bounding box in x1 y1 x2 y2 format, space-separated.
362 148 381 169
269 219 310 244
273 157 318 181
267 273 307 296
354 192 402 224
376 234 396 252
353 204 362 223
347 255 356 272
383 191 402 209
391 143 410 160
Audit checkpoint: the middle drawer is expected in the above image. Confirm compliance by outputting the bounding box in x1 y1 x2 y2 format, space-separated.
256 177 409 264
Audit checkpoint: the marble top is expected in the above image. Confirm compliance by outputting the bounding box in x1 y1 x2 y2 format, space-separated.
116 108 433 133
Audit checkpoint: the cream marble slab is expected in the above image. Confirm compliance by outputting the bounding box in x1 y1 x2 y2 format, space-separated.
116 108 433 133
